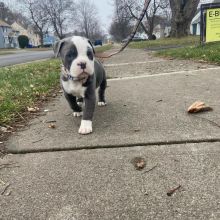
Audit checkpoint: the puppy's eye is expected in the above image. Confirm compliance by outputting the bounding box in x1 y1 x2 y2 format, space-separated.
87 50 93 60
66 51 76 59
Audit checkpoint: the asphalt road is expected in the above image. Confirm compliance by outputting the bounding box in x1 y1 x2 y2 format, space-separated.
0 50 54 67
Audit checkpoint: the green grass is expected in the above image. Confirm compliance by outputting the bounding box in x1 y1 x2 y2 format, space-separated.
129 36 200 49
156 41 220 65
0 59 61 125
0 52 15 56
95 44 113 53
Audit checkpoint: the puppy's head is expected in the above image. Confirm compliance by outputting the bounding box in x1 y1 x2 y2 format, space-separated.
54 36 95 77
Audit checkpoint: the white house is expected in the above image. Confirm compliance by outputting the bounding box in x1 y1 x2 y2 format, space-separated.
11 22 41 47
190 10 201 35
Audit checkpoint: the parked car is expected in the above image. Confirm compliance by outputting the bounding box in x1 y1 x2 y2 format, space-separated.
94 40 103 46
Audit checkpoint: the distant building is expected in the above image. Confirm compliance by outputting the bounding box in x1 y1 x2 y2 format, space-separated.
153 24 171 39
11 22 41 46
191 11 200 35
152 16 171 39
43 34 56 46
0 20 19 48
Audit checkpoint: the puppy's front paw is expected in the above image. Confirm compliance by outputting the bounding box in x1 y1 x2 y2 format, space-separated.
73 112 83 117
78 120 92 135
98 101 107 107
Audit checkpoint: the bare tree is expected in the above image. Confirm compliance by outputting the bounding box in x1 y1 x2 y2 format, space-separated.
74 0 103 40
124 0 169 40
0 1 29 26
109 0 132 41
19 0 49 46
43 0 76 39
169 0 200 37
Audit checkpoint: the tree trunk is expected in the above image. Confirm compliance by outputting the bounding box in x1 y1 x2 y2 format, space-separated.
39 32 44 47
170 16 191 37
169 0 200 38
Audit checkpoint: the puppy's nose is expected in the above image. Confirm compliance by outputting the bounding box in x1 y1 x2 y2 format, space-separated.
78 62 86 69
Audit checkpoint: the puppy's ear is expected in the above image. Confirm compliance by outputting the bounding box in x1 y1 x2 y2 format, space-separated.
53 39 65 58
88 40 95 54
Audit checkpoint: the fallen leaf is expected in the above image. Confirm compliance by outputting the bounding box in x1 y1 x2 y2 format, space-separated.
27 107 39 113
48 123 56 129
167 185 181 196
188 101 213 113
0 126 8 133
131 157 146 170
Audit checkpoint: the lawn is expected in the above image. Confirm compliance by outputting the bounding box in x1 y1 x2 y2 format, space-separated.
0 59 61 125
129 36 200 49
0 52 15 56
95 44 113 53
156 41 220 65
0 49 17 55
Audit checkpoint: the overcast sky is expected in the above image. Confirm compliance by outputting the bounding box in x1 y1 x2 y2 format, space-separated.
93 0 114 32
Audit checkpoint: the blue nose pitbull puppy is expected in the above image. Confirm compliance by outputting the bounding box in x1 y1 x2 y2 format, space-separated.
54 36 107 135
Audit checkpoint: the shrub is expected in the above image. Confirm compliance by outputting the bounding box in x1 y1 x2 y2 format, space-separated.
18 35 29 48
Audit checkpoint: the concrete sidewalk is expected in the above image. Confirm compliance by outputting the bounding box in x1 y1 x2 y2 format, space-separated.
1 48 220 219
1 143 219 219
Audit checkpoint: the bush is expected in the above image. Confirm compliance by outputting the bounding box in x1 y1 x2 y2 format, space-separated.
18 35 29 48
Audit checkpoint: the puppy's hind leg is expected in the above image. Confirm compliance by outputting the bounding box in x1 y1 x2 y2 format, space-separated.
64 92 82 117
98 77 107 106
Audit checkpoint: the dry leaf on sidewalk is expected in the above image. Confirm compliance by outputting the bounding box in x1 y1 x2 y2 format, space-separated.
187 101 213 113
131 157 146 170
48 123 56 129
167 185 181 196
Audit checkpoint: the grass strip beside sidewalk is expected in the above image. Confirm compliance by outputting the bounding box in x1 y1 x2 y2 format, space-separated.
129 36 200 49
95 44 113 53
0 59 61 125
156 42 220 65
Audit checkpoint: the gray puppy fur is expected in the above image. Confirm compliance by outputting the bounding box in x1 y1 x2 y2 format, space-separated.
54 36 107 135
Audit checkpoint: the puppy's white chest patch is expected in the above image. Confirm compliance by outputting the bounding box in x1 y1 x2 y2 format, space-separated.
62 80 86 97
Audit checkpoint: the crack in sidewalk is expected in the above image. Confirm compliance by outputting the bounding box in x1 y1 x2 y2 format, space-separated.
7 138 220 155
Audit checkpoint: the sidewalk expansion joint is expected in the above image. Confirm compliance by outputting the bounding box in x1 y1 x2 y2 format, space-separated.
7 138 220 155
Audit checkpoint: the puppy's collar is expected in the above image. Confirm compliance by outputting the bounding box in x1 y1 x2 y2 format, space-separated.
61 65 86 82
66 73 78 81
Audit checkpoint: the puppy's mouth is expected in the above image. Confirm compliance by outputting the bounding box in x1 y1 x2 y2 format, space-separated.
78 71 89 83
